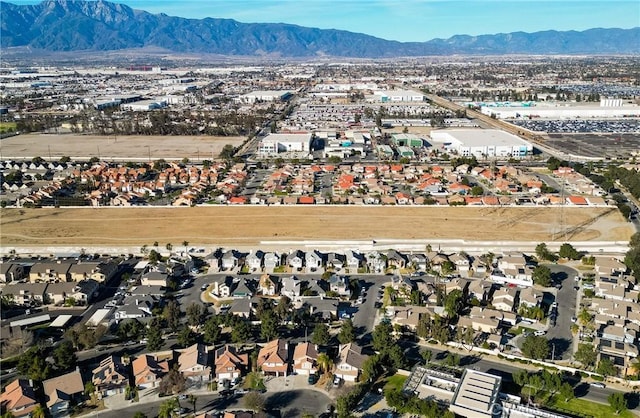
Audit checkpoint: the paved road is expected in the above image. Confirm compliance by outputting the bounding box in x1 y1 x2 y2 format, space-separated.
88 388 330 418
352 276 389 343
545 264 579 360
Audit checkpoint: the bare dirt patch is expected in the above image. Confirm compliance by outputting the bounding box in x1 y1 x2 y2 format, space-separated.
0 134 245 160
0 206 633 246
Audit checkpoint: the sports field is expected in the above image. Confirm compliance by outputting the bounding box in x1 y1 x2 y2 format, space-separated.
0 206 632 246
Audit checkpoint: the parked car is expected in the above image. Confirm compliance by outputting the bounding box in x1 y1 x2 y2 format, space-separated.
200 283 209 291
308 374 318 384
534 330 546 336
589 382 606 389
333 376 342 388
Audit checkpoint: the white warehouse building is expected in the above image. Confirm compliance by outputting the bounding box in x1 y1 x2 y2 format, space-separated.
258 133 313 157
370 89 425 103
237 90 293 104
430 129 533 159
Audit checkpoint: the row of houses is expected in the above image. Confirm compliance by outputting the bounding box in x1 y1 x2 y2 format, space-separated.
0 259 118 284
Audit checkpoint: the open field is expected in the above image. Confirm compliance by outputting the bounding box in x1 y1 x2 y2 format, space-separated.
0 206 633 246
0 133 246 160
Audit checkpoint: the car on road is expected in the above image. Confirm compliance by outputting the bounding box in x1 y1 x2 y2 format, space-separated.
589 382 606 388
178 394 188 400
200 283 209 291
571 316 577 323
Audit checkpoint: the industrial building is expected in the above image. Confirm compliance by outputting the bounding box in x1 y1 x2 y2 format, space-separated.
391 133 424 147
430 129 533 159
257 132 313 157
370 89 425 102
480 102 640 119
450 369 502 418
237 90 293 104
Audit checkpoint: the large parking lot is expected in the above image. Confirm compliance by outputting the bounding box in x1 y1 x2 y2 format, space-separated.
541 132 640 159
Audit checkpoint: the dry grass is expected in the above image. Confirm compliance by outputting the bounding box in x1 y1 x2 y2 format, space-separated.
0 206 633 246
0 133 245 160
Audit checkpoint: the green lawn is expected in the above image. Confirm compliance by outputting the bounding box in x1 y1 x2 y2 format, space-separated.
0 122 17 133
384 374 407 392
549 396 634 418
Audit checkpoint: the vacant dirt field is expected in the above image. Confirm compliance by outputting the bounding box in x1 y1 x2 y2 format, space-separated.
0 206 633 246
0 134 245 160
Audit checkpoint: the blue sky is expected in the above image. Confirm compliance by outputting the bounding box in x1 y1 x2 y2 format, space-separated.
11 0 640 41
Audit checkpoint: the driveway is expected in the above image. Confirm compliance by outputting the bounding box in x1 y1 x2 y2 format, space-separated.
545 264 579 360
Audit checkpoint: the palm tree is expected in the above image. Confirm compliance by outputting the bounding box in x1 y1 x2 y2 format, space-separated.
158 398 178 418
317 353 334 375
31 405 46 418
188 394 197 413
629 359 640 378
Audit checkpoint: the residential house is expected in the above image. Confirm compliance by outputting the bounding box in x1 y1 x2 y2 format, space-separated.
231 279 254 298
366 251 386 273
258 274 279 296
597 324 639 376
0 379 39 418
257 339 290 377
228 298 253 318
467 280 492 304
43 370 85 417
0 263 27 283
329 274 351 298
287 250 305 271
68 261 118 283
595 257 628 276
305 251 324 273
114 295 155 321
92 355 129 398
491 287 517 312
214 345 249 382
386 250 407 269
450 253 470 276
303 280 328 298
517 287 542 308
327 253 346 270
293 342 319 375
2 282 48 306
209 276 234 298
335 343 367 382
179 343 212 382
29 261 73 282
132 354 170 389
263 252 280 272
245 251 264 272
303 298 339 321
140 271 169 287
281 276 302 299
410 254 428 272
345 250 363 272
221 250 245 271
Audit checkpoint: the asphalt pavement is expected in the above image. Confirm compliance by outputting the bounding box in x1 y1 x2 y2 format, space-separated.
545 264 579 360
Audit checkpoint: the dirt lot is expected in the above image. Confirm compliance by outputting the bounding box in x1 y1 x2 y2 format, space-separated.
0 206 633 246
0 134 245 160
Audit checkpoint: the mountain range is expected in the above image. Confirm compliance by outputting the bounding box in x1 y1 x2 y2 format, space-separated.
1 0 639 57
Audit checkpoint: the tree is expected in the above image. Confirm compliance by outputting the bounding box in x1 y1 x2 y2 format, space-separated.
203 316 221 344
159 366 186 395
372 321 395 353
444 289 464 318
311 323 330 346
608 392 627 415
84 381 96 397
186 303 204 327
421 349 432 364
470 185 484 196
317 353 334 375
133 413 147 418
559 382 574 402
559 243 580 260
163 300 181 331
146 319 164 351
243 391 265 413
578 307 593 327
30 405 45 418
532 265 552 287
444 352 460 367
158 398 178 418
260 310 279 341
338 318 356 344
177 327 196 348
597 358 617 378
274 295 292 322
53 340 77 372
535 243 556 261
231 319 252 343
574 344 597 368
220 144 235 160
521 335 550 360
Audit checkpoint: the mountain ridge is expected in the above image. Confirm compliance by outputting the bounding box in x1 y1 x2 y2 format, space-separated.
1 0 638 57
